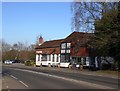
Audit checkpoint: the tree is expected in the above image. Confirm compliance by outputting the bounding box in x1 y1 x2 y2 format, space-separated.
90 2 120 70
94 3 119 55
71 2 119 70
2 40 36 62
2 39 11 52
71 2 118 32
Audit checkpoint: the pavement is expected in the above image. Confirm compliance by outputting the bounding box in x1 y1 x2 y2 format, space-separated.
4 63 119 79
2 73 27 89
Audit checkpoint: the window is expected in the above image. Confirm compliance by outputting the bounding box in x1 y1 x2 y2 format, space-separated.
67 43 71 48
48 55 51 61
41 54 47 61
66 54 70 62
61 43 66 49
78 57 81 63
83 58 86 65
61 55 65 62
66 49 70 53
61 50 65 53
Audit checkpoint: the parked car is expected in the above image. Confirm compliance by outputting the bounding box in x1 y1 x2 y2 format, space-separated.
4 60 12 64
70 60 81 69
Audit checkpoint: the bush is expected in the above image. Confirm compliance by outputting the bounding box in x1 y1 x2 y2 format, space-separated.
25 60 35 66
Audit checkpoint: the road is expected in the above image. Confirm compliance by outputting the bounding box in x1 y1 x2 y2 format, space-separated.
2 64 119 90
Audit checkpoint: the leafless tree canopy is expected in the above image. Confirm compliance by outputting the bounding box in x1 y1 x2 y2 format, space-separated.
71 2 118 32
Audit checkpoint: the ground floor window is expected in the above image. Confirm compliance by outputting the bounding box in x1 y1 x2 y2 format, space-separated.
89 57 95 65
71 57 90 66
83 58 86 65
60 54 70 62
48 55 51 61
61 54 65 62
66 54 70 62
41 54 47 61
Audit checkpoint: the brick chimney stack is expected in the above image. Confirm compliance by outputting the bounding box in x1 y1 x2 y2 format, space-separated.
39 36 43 46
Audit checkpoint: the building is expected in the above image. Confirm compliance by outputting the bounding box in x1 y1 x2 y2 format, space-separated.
35 32 96 68
35 36 63 67
60 32 96 68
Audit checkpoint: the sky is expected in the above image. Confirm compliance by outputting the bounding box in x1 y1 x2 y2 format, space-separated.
2 2 73 45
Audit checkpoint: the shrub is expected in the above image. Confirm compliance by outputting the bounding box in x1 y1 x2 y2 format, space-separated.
25 60 35 66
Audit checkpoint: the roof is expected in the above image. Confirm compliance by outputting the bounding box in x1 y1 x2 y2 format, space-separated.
35 31 94 49
63 31 94 46
64 31 93 42
35 39 64 49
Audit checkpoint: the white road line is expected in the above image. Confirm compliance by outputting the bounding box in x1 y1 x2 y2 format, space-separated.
98 75 103 76
19 80 28 88
10 75 18 80
13 68 115 89
87 74 93 75
6 86 9 88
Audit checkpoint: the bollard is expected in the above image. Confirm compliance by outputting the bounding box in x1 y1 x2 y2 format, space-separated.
80 65 83 71
58 64 60 68
69 65 72 69
48 64 51 67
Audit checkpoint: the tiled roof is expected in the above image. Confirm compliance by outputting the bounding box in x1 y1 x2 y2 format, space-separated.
35 39 64 49
35 32 94 49
63 31 94 46
64 32 93 42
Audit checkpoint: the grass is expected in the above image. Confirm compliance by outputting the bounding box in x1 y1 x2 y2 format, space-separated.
95 70 120 77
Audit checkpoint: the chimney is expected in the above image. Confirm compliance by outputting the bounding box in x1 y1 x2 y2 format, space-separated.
39 36 43 46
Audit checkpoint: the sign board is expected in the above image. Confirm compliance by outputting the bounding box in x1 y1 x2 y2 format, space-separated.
36 51 42 54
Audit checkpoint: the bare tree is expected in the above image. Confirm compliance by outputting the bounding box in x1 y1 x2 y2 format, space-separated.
71 2 118 32
2 39 11 52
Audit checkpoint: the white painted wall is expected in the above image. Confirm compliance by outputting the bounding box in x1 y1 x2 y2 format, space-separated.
58 54 60 62
36 53 61 66
36 54 41 66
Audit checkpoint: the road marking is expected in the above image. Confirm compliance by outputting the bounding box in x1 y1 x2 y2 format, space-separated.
13 68 115 89
6 86 9 89
10 75 18 80
98 75 103 76
87 73 93 76
19 80 28 88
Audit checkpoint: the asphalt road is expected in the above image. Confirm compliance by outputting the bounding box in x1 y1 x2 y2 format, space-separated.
2 64 119 90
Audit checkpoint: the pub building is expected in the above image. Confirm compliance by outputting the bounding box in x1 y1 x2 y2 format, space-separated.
35 32 98 69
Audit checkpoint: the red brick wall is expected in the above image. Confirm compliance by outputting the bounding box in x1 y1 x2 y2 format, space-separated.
70 47 89 57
